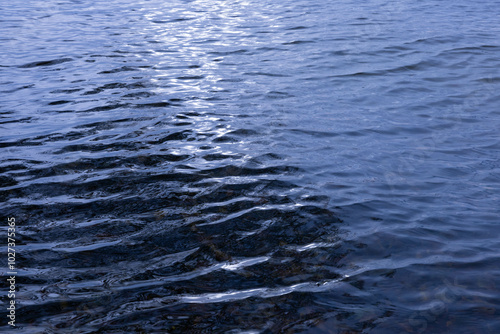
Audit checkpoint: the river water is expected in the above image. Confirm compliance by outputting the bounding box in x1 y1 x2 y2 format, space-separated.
1 0 500 332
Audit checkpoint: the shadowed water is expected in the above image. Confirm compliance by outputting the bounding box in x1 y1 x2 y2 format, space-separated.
1 0 500 332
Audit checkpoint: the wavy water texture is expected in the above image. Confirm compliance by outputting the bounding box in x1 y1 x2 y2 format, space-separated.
1 0 500 333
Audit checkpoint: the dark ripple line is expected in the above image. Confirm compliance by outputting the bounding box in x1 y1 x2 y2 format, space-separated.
17 58 73 68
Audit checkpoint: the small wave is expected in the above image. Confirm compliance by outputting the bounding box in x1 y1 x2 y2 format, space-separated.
18 58 73 68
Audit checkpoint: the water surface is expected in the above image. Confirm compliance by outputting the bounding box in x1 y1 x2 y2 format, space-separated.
1 0 500 332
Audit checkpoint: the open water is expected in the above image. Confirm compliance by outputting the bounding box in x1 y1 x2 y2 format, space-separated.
1 0 500 332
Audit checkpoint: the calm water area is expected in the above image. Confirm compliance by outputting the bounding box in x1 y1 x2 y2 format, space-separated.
1 0 500 332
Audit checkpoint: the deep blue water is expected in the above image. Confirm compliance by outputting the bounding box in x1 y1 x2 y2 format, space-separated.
1 0 500 332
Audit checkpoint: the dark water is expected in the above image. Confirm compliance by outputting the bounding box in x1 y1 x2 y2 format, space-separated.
1 0 500 332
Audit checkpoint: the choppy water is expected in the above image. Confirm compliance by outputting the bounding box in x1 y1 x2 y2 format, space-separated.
1 0 500 332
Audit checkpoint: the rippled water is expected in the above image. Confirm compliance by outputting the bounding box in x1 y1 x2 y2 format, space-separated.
1 0 500 332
